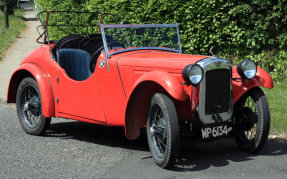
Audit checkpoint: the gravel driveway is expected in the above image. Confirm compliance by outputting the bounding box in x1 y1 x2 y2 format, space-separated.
1 102 287 178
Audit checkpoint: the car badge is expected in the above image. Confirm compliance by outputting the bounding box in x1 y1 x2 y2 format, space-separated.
214 61 222 67
99 60 105 68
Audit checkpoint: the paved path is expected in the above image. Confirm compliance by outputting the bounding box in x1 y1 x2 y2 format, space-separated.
0 3 39 100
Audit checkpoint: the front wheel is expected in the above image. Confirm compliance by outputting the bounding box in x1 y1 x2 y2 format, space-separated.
16 77 51 135
146 93 179 168
234 87 270 153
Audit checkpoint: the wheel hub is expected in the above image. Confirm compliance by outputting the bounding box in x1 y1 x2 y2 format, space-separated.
150 125 156 135
242 107 257 131
23 102 29 112
28 96 41 116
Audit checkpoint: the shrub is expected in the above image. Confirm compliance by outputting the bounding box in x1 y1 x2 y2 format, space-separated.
35 0 287 80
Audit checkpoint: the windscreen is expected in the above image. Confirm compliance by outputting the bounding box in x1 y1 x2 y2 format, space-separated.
102 24 181 56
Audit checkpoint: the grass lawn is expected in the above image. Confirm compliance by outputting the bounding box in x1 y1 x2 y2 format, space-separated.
264 80 287 134
0 9 26 61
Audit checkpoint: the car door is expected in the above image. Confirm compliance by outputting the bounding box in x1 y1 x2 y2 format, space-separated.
55 67 106 123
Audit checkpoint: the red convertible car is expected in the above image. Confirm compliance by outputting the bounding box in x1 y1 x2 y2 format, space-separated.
7 11 273 168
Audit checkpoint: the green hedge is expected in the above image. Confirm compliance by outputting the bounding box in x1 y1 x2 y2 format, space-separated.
35 0 287 80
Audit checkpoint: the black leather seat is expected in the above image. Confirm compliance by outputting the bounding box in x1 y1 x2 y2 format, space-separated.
57 48 92 81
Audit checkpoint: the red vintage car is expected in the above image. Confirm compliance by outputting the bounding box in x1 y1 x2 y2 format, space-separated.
7 11 273 168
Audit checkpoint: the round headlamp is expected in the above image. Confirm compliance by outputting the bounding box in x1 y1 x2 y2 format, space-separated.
182 64 203 85
237 59 257 79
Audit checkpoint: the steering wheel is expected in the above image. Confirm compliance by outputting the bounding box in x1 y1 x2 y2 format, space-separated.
90 42 125 72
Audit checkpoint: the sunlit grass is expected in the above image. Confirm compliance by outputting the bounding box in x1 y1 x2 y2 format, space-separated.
0 9 26 61
263 80 287 134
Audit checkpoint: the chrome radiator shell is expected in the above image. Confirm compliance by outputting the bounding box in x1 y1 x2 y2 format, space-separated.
196 57 233 124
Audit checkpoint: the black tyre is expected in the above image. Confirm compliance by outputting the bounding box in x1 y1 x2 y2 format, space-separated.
146 93 179 168
234 87 270 153
16 77 51 135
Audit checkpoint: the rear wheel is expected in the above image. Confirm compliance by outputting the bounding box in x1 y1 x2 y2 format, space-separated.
146 93 179 168
234 87 270 153
16 77 51 135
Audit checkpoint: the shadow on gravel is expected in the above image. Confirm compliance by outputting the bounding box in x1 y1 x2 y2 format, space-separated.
46 120 149 152
171 138 287 172
46 120 287 172
21 17 38 21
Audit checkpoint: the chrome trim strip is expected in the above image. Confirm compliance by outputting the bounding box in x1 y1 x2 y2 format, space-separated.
101 26 110 72
100 24 178 28
196 57 233 124
176 23 182 53
196 57 231 67
110 47 179 56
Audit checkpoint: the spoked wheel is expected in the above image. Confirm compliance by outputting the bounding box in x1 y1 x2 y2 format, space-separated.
147 93 179 168
16 77 51 135
150 105 168 159
234 87 270 153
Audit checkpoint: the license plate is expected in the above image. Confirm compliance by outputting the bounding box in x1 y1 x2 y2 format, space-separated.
201 123 228 139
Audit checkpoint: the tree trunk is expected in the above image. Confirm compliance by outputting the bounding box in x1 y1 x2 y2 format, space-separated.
4 0 9 28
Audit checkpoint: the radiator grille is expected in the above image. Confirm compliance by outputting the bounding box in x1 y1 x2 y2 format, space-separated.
205 69 231 115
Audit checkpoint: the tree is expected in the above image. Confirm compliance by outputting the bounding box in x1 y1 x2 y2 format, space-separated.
2 0 18 28
4 0 9 28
